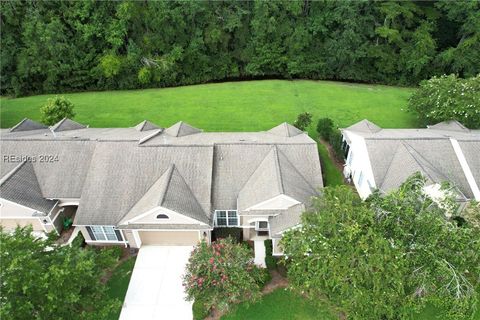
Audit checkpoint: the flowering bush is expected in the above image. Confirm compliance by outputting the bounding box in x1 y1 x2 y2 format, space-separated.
183 238 266 313
407 74 480 129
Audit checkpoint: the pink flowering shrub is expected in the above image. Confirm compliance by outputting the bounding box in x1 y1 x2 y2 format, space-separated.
183 238 266 312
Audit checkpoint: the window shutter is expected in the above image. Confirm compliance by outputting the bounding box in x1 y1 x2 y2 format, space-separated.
86 226 96 241
114 229 123 241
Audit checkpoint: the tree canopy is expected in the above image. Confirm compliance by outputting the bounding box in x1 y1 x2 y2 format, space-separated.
40 96 76 126
281 174 480 319
407 74 480 129
0 227 121 320
1 0 479 96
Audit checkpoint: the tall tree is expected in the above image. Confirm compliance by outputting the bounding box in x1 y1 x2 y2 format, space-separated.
0 227 121 320
282 175 480 319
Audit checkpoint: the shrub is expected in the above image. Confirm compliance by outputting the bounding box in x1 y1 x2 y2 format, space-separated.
40 96 75 125
264 240 277 270
254 268 272 288
192 296 210 320
328 129 344 161
212 227 242 243
407 74 480 129
293 112 313 131
71 231 85 248
317 117 334 140
91 246 123 269
183 238 264 312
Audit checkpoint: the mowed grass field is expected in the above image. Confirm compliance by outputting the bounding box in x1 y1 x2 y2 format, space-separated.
0 80 414 186
0 80 414 130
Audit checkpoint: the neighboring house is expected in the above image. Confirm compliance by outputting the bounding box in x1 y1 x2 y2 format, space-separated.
0 118 323 256
341 119 480 208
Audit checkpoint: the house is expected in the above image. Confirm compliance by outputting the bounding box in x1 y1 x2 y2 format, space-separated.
341 119 480 207
0 118 323 256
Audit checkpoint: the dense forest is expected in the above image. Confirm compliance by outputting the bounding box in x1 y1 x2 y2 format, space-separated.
1 0 479 96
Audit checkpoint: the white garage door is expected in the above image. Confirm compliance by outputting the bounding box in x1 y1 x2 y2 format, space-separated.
139 231 199 246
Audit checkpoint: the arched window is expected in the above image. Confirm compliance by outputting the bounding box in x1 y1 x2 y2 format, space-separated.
156 214 169 219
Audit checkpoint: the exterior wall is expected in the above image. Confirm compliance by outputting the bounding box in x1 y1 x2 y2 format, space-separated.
0 218 44 231
48 206 65 234
79 226 92 241
129 207 205 225
138 230 200 246
0 198 60 234
272 238 283 256
239 215 271 241
342 131 377 199
123 230 138 248
0 198 38 218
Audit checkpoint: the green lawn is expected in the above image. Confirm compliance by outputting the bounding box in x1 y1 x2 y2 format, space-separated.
0 80 414 130
221 288 337 320
0 79 415 186
106 256 137 320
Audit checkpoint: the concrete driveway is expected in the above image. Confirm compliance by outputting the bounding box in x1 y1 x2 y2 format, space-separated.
119 246 193 320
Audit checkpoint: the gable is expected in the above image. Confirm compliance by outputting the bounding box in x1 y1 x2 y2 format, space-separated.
244 194 300 211
122 206 208 225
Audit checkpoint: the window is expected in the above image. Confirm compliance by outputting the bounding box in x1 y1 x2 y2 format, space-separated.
103 227 117 241
255 221 269 231
87 226 123 242
156 214 169 219
357 171 364 187
214 210 238 227
91 226 106 241
227 211 238 226
347 151 354 165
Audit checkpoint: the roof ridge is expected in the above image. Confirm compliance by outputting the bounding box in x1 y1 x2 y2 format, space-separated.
0 161 27 186
402 141 449 182
276 148 318 194
139 120 147 131
9 118 27 132
272 146 284 194
138 129 163 144
52 117 67 129
378 144 402 190
169 165 207 217
158 164 175 207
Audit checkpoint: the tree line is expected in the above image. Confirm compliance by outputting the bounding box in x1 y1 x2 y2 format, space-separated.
1 0 479 96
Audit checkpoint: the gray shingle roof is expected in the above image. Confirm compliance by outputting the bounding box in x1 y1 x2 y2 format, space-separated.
237 146 319 210
73 143 214 225
343 120 479 199
134 120 161 131
165 121 202 137
51 118 86 132
212 143 323 210
0 140 96 198
428 120 469 132
119 164 209 225
366 139 473 198
459 141 480 186
1 121 323 228
268 122 304 137
345 119 381 133
10 118 47 132
269 203 304 238
0 162 56 214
